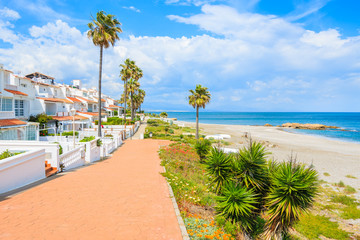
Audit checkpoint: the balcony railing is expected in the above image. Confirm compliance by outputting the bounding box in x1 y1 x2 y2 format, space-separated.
5 84 17 91
0 111 15 119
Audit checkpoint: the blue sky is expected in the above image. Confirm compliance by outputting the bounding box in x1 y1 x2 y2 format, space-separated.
0 0 360 111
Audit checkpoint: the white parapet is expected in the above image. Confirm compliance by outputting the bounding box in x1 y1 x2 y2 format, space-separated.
0 149 46 194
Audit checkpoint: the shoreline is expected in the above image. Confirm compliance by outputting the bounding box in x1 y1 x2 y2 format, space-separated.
177 120 360 144
177 120 360 190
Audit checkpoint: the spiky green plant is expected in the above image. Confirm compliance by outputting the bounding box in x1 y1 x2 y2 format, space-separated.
216 182 258 234
263 159 319 239
204 147 233 193
233 141 270 199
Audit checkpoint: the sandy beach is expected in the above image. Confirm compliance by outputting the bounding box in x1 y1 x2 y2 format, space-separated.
180 121 360 190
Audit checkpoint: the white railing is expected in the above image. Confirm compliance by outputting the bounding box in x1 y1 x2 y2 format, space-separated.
59 145 85 170
0 111 15 119
0 149 46 194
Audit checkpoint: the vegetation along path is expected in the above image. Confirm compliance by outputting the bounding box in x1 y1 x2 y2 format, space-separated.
0 139 182 240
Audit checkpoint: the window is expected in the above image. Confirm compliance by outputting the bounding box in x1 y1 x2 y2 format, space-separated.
1 98 12 111
15 100 24 117
21 83 27 88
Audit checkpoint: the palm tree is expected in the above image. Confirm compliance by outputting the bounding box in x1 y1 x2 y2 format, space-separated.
130 66 143 120
188 84 211 139
88 11 122 137
133 88 146 114
120 58 134 127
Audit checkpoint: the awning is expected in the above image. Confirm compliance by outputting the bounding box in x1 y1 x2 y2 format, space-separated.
4 89 28 96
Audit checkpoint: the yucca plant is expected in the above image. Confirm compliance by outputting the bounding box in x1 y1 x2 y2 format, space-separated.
216 182 258 237
233 141 270 200
204 147 233 193
263 159 319 239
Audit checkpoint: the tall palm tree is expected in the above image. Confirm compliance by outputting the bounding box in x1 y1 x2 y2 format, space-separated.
88 11 122 137
188 84 211 139
130 66 143 120
120 58 134 127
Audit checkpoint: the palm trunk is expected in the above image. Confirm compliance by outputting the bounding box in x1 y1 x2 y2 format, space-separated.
97 45 103 137
131 91 134 121
196 106 199 139
123 81 127 129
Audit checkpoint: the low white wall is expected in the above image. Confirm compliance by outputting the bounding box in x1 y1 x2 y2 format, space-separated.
0 141 59 169
0 149 46 194
81 139 100 163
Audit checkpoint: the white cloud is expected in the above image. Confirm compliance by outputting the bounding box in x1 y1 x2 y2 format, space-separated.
1 4 360 111
0 7 20 20
122 6 141 13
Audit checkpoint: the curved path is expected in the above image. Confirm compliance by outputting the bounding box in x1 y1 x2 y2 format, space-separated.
0 140 182 240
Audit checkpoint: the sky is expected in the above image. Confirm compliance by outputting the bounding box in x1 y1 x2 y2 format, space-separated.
0 0 360 112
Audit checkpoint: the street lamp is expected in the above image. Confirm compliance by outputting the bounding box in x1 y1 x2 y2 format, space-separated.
71 108 76 149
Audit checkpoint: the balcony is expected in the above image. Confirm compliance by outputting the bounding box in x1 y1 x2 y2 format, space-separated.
5 84 17 91
0 111 15 119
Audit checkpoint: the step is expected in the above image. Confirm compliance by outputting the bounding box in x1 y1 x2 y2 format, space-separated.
46 167 58 177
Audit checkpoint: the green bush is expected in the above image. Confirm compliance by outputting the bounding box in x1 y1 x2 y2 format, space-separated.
160 112 168 118
168 129 174 134
53 142 63 155
79 136 96 142
62 131 79 137
96 139 102 146
0 150 16 160
194 139 212 162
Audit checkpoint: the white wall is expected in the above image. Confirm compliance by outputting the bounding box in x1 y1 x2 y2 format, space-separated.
0 149 46 194
0 141 60 169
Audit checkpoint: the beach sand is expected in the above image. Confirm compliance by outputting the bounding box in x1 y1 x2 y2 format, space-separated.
180 121 360 190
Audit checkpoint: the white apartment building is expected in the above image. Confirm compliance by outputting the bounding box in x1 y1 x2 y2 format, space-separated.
0 65 124 140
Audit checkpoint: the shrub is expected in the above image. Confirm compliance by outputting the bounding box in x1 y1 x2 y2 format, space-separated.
160 111 168 118
53 142 63 155
0 150 16 160
62 131 79 137
96 139 102 146
168 129 174 134
79 136 96 142
194 139 212 162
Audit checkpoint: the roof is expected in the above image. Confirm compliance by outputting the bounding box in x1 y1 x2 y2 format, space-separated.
52 115 89 121
76 96 97 104
104 108 114 111
25 72 55 80
4 89 28 96
109 104 123 108
14 75 32 81
77 111 107 116
94 97 106 102
67 97 82 103
37 97 73 104
3 69 13 73
0 119 27 128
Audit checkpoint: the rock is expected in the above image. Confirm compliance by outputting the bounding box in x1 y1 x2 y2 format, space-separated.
281 123 340 130
264 123 273 127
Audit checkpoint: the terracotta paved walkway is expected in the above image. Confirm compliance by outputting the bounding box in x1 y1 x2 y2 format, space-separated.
0 140 182 240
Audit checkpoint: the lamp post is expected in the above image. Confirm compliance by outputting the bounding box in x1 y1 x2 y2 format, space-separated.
71 108 76 149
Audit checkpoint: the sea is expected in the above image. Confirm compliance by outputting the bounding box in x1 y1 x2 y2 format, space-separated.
155 112 360 143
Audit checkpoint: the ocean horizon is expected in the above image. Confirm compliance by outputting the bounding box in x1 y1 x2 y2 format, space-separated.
150 112 360 143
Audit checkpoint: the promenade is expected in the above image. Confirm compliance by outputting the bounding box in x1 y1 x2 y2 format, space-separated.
0 140 182 240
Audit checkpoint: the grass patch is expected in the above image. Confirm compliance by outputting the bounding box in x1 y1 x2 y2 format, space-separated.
344 185 356 194
345 174 357 179
331 194 359 206
323 172 330 176
335 181 346 188
341 205 360 220
294 214 350 240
